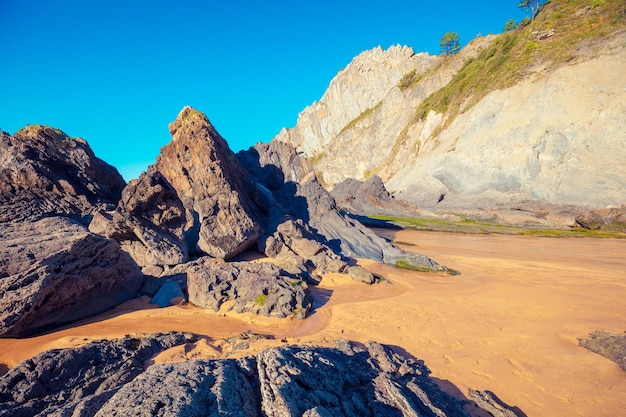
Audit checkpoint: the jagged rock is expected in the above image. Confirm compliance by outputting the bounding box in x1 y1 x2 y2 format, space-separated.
575 205 626 232
94 358 260 417
96 106 261 266
274 45 441 158
468 390 518 417
187 260 313 318
0 332 196 417
0 217 143 337
578 330 626 371
0 126 125 224
256 341 467 417
0 335 517 416
239 141 454 275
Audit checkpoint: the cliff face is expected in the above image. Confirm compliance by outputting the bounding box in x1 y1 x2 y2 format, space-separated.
274 1 626 210
273 45 441 157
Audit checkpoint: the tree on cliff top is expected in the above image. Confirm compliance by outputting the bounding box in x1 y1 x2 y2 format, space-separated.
518 0 546 21
439 32 460 55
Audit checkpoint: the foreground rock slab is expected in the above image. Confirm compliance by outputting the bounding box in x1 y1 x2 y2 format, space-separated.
0 333 519 416
0 217 143 337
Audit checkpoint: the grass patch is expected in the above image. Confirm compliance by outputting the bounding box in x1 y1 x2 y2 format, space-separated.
371 214 626 239
578 330 626 370
254 294 267 306
395 259 436 272
398 69 422 91
338 101 382 135
308 152 326 166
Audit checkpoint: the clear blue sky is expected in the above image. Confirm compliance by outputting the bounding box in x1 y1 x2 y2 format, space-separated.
1 1 527 180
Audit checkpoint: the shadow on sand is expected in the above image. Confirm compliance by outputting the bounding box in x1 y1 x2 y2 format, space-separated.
387 344 528 417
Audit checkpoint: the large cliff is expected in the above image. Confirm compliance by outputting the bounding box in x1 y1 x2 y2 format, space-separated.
274 0 626 211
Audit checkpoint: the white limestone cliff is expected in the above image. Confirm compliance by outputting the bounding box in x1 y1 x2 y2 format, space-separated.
273 24 626 210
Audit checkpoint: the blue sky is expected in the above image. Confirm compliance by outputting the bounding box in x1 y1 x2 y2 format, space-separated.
1 1 527 180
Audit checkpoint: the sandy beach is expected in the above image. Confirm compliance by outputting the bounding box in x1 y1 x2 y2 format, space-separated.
1 230 625 417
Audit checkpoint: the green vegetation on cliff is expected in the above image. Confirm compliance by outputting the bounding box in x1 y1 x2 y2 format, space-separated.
411 0 624 124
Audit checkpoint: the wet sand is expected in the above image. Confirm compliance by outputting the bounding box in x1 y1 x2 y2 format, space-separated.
1 230 625 416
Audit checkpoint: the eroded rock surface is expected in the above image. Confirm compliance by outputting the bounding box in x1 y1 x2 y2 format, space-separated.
0 126 125 224
0 217 143 337
0 334 520 416
0 332 196 417
187 260 312 319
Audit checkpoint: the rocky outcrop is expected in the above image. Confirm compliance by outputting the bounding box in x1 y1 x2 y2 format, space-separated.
575 205 626 232
274 45 440 157
0 126 125 224
94 107 261 266
239 141 454 274
187 259 313 318
0 332 196 417
0 217 143 337
330 175 433 218
0 334 520 416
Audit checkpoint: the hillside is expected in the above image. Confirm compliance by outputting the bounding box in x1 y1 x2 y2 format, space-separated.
274 0 626 214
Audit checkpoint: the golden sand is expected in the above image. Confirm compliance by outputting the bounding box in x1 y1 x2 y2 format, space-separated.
1 230 624 416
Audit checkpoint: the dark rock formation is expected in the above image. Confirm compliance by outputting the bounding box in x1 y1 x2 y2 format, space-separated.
575 205 626 232
238 141 454 274
187 259 312 318
94 357 260 417
578 330 626 371
0 126 125 224
0 217 143 337
0 334 519 416
94 106 261 266
331 175 392 214
0 332 196 417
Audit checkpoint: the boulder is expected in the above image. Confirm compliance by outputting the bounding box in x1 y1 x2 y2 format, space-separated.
187 260 313 318
0 126 125 224
346 265 376 284
0 335 520 416
101 167 190 266
0 217 143 337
